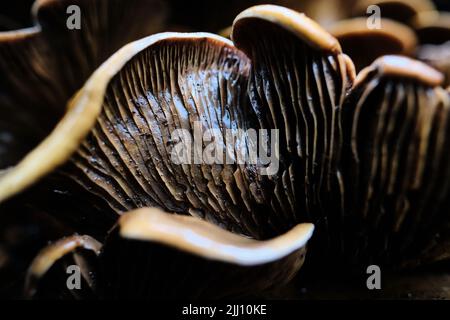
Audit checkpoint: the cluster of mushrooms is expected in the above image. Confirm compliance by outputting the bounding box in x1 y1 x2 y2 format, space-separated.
0 0 449 299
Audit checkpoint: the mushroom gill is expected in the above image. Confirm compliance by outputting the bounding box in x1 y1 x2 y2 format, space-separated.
0 6 354 244
25 207 314 299
0 32 262 239
413 11 450 45
340 55 450 266
231 5 355 252
1 7 448 297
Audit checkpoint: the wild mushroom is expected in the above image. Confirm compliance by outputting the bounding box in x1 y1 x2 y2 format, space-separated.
0 6 354 241
328 17 417 71
351 0 436 27
340 55 450 266
25 207 313 299
231 5 355 256
413 12 450 86
0 4 449 299
0 5 353 297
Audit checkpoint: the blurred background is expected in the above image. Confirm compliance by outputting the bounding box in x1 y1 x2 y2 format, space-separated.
1 0 449 32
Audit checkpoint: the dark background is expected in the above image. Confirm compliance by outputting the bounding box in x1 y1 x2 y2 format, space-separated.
1 0 449 32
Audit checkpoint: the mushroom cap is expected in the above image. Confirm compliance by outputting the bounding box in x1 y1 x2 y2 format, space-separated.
24 235 101 298
0 4 356 251
25 207 314 299
354 55 444 87
328 18 418 71
1 32 278 239
413 11 450 44
2 4 449 285
232 4 342 53
352 0 436 26
413 12 450 86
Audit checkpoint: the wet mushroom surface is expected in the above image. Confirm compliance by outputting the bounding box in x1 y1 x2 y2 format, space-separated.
0 2 449 300
1 27 319 298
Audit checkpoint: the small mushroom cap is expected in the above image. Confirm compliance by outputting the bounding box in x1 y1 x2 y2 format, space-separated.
24 235 101 298
24 207 314 299
218 25 233 39
232 4 342 54
101 207 313 298
354 55 444 87
341 54 450 265
329 18 417 70
352 0 436 26
26 235 101 280
118 207 314 266
413 11 450 44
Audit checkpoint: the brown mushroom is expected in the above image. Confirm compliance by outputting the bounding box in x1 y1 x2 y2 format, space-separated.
24 235 101 299
351 0 436 26
1 5 449 301
0 7 354 243
0 0 169 295
328 17 417 71
413 11 450 44
340 55 450 266
413 12 450 86
25 207 313 299
231 5 355 256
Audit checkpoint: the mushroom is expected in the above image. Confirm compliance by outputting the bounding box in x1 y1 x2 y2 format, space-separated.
340 55 450 266
0 4 449 299
24 234 101 299
231 5 355 257
351 0 436 27
0 6 354 240
328 18 417 71
0 5 354 297
25 207 313 299
413 12 450 86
